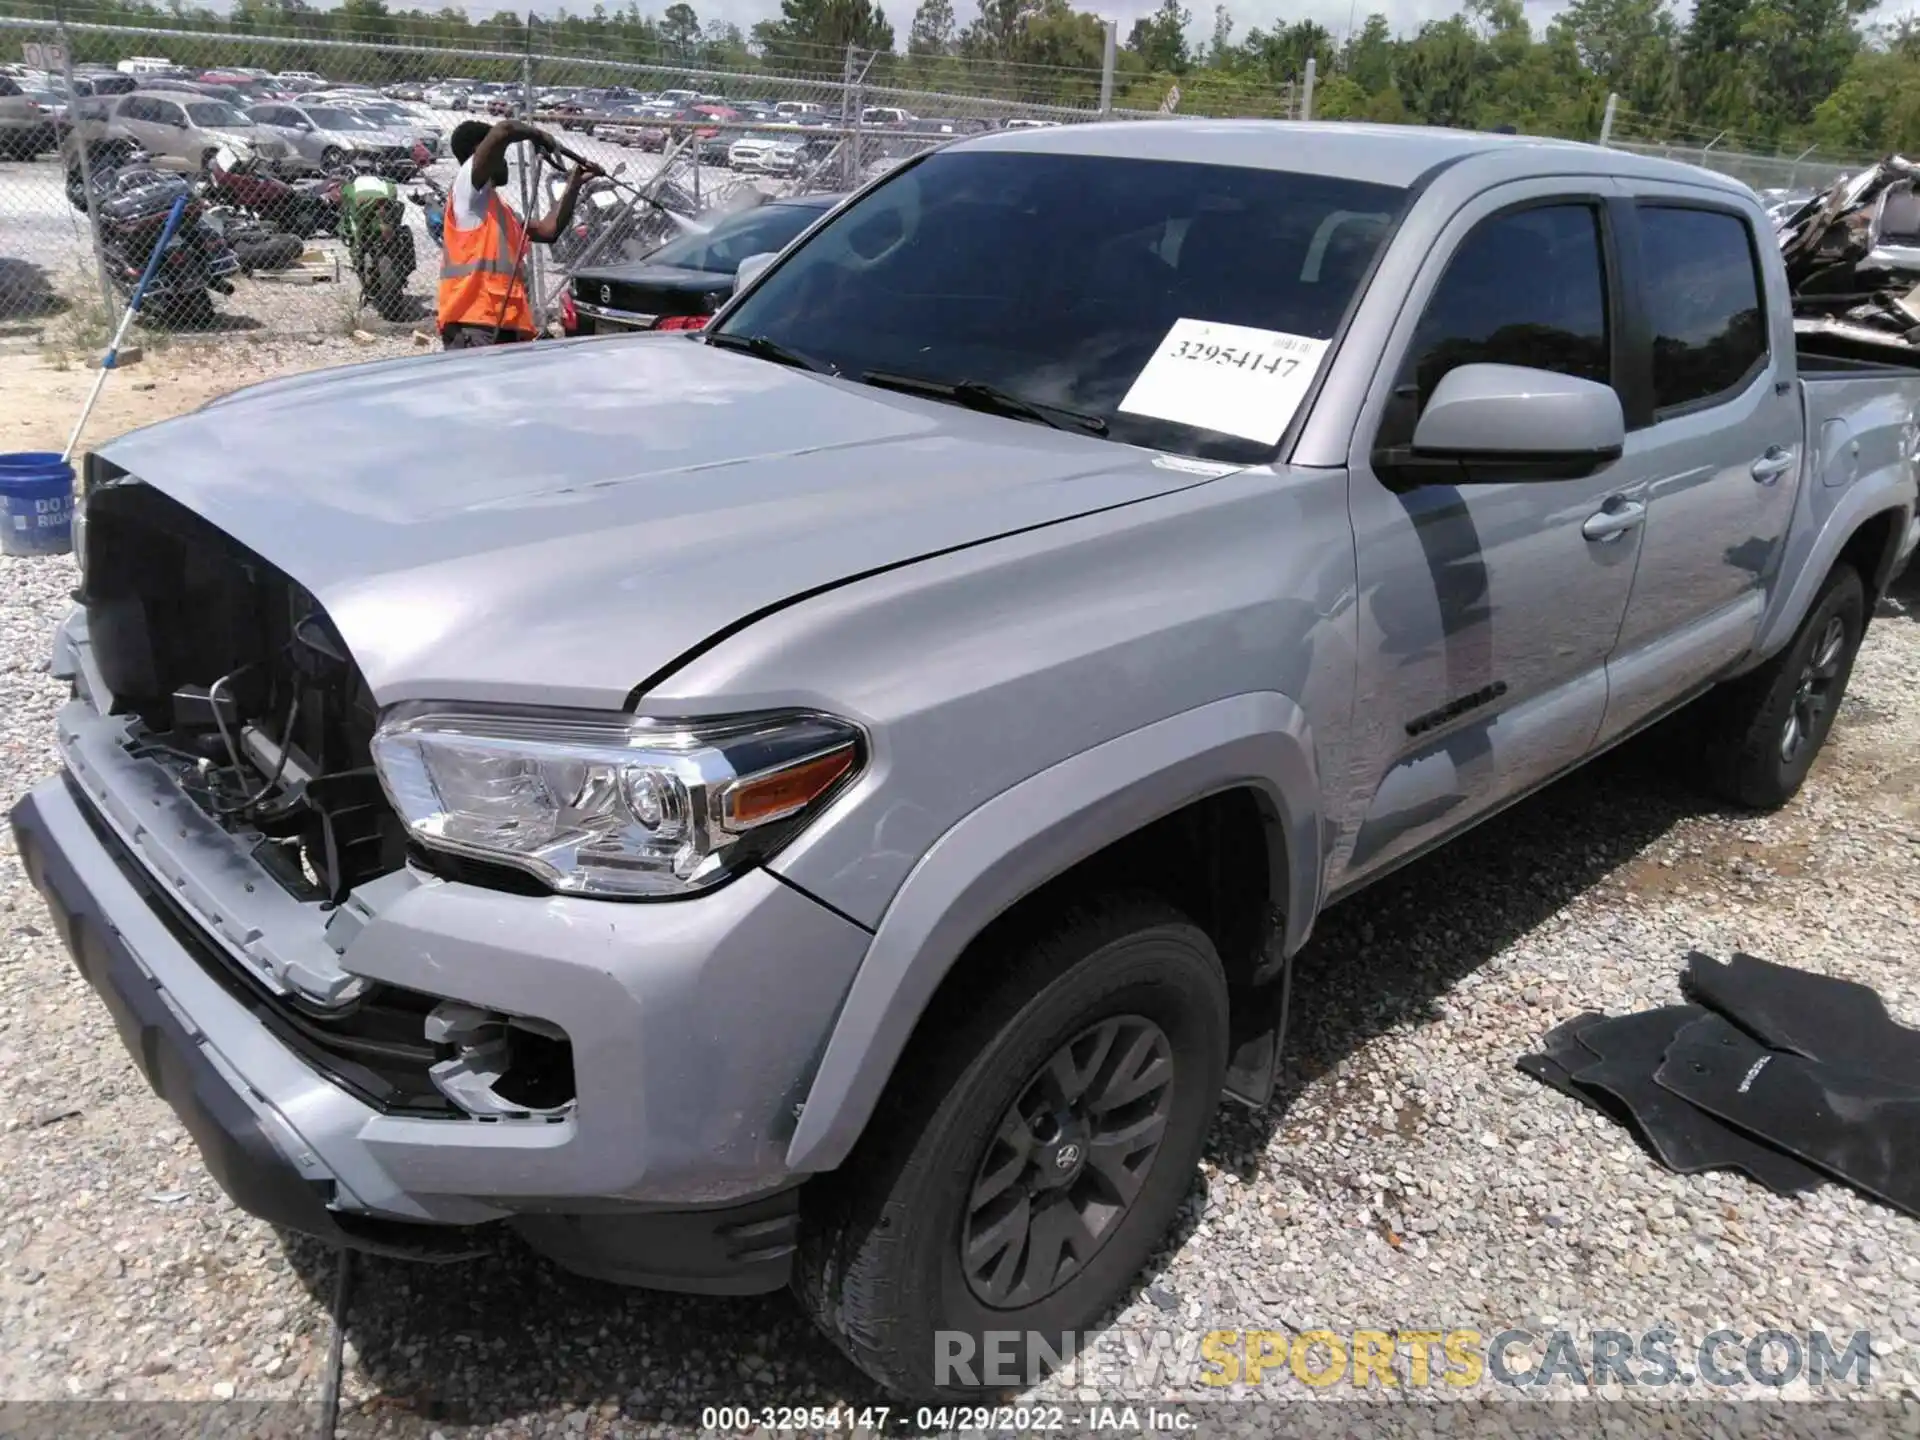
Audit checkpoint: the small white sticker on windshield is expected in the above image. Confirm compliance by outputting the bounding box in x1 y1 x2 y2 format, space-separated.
1118 319 1330 445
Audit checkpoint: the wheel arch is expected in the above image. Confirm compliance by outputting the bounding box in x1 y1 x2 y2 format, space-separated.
1754 486 1915 660
783 691 1323 1175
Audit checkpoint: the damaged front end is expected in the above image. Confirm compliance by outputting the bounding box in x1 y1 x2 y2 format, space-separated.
1779 155 1920 359
63 467 575 1121
80 469 401 916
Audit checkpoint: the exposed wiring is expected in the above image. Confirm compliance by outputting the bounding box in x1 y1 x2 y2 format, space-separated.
206 640 307 817
206 667 251 787
215 684 301 816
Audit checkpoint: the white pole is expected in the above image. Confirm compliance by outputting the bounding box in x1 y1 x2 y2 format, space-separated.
1598 92 1618 147
1301 57 1316 121
1099 20 1116 117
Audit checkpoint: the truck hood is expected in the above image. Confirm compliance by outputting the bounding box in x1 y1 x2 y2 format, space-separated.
98 335 1226 709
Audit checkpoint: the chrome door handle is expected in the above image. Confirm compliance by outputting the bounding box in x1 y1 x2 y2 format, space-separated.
1751 447 1795 484
1582 500 1646 542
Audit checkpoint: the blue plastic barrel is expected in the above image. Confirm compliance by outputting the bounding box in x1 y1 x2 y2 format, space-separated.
0 453 75 558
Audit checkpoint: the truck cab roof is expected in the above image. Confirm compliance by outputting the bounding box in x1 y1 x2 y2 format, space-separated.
967 119 1752 197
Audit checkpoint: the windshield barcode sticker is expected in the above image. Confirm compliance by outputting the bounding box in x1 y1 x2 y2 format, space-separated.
1118 319 1330 445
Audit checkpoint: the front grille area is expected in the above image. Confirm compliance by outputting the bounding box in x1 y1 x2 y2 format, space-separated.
81 476 407 904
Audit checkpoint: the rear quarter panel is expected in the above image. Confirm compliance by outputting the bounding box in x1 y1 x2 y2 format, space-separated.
1753 369 1920 659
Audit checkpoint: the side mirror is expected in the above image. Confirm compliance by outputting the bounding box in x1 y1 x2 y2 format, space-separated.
733 251 776 292
1377 363 1624 488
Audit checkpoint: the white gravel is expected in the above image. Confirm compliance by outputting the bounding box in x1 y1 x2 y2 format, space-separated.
0 391 1916 1430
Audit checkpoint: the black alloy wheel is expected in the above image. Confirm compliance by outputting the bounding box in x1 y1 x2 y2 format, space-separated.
961 1015 1175 1308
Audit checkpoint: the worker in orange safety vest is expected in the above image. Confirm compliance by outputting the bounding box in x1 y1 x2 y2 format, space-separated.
439 118 602 349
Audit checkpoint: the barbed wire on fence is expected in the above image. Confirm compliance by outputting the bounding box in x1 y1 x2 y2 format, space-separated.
1603 102 1876 193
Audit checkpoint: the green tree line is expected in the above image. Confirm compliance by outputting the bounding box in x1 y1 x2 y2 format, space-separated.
8 0 1920 154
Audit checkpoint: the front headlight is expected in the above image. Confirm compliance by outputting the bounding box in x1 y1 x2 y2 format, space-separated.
371 704 862 898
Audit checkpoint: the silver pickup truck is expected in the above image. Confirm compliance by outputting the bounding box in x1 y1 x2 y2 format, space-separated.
13 122 1919 1397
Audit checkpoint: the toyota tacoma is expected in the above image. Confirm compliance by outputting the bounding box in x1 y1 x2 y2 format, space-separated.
13 121 1919 1398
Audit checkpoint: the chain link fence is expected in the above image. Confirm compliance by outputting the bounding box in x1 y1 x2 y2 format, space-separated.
0 14 1882 350
0 13 1301 345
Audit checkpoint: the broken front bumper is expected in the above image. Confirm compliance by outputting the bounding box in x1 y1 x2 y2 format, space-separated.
11 685 874 1291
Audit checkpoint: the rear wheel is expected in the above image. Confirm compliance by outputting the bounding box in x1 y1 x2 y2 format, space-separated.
794 895 1228 1399
1701 562 1867 808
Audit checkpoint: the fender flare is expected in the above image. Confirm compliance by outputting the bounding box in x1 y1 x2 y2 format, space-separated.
1754 476 1914 659
782 691 1323 1175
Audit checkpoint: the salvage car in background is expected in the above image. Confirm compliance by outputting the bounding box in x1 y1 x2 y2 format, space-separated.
0 74 55 158
247 102 418 176
309 93 442 157
66 91 289 173
568 191 842 333
727 128 814 177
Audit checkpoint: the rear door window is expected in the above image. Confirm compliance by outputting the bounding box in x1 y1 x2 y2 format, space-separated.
1635 205 1768 414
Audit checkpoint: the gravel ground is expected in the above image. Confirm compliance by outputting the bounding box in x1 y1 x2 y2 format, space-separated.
0 349 1917 1434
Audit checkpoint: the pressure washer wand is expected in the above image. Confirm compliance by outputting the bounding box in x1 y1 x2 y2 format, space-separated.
64 193 189 464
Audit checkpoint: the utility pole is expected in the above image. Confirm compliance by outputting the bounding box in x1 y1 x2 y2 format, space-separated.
521 11 545 330
55 0 115 328
1300 57 1315 121
842 45 864 191
1099 19 1116 117
1598 92 1618 147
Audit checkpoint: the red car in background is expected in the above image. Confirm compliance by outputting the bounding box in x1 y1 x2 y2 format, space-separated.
633 104 738 154
199 71 288 102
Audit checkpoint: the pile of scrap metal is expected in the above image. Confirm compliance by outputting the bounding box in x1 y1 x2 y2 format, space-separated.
1520 951 1920 1216
1779 155 1920 357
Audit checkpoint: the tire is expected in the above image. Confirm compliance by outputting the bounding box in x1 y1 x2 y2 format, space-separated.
369 255 411 320
1702 562 1867 809
794 894 1228 1400
320 146 344 169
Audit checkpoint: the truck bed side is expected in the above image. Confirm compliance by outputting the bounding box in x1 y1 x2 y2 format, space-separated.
1753 345 1920 661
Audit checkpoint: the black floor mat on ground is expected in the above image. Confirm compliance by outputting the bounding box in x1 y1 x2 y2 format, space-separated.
1518 951 1919 1212
1682 950 1920 1086
1518 1007 1823 1194
1515 1011 1611 1100
1655 1013 1920 1219
1563 1007 1825 1195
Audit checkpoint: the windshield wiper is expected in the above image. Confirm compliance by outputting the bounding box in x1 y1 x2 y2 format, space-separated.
703 330 837 374
859 370 1108 436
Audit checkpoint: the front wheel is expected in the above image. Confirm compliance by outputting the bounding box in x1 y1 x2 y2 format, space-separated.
320 145 344 169
794 895 1228 1399
1701 562 1867 808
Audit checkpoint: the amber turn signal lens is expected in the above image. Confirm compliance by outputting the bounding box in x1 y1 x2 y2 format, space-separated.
723 744 856 832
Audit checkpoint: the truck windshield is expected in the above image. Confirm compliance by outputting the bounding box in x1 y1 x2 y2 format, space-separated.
715 148 1404 462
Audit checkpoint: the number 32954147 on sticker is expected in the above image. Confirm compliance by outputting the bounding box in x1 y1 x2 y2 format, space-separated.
1118 318 1330 446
